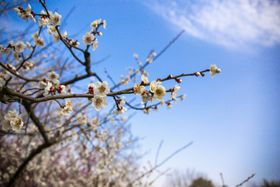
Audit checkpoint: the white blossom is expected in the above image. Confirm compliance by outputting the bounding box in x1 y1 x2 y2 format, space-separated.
149 81 166 101
94 81 109 96
152 84 166 101
59 101 73 116
34 37 45 46
90 117 99 130
48 71 59 84
210 64 221 77
133 84 145 95
4 110 18 121
2 110 24 132
25 4 35 22
141 74 149 84
32 32 45 46
25 42 32 49
76 113 88 125
171 85 180 100
22 61 34 71
39 80 47 89
92 40 98 51
14 4 35 22
49 12 62 26
92 95 107 111
91 19 102 29
149 80 161 93
10 117 24 132
83 32 94 45
114 97 127 114
2 120 10 131
43 82 54 96
15 41 26 53
38 11 49 26
47 25 57 35
141 90 150 103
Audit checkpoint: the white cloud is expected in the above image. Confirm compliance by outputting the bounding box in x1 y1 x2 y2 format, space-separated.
147 0 280 49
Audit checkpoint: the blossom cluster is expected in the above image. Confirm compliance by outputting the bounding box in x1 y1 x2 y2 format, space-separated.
14 4 36 22
42 71 68 96
59 100 73 116
83 19 106 51
88 81 109 111
2 110 24 132
0 41 31 61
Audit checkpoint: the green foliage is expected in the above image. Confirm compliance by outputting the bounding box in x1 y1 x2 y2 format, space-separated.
189 177 215 187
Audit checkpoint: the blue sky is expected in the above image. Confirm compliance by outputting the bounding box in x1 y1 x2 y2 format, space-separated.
2 0 280 186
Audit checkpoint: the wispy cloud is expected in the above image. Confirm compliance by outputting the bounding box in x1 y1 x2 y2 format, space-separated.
147 0 280 49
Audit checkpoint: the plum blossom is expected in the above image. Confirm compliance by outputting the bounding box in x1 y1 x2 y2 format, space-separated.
59 101 73 116
90 117 99 130
153 85 166 101
83 32 95 45
14 4 35 22
32 32 45 47
171 85 180 100
92 95 107 111
210 64 221 77
2 110 24 132
49 12 62 26
47 71 59 85
91 19 101 29
141 90 151 103
150 81 166 101
38 11 49 26
149 80 161 93
133 84 145 95
22 61 34 71
141 74 149 84
114 97 127 114
94 81 109 96
43 82 55 96
76 113 88 125
92 40 98 51
47 26 60 42
14 41 26 53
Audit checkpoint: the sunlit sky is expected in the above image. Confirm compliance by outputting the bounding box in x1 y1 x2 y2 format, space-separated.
2 0 280 186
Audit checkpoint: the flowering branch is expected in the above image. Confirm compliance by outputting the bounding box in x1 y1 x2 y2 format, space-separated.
0 0 222 186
